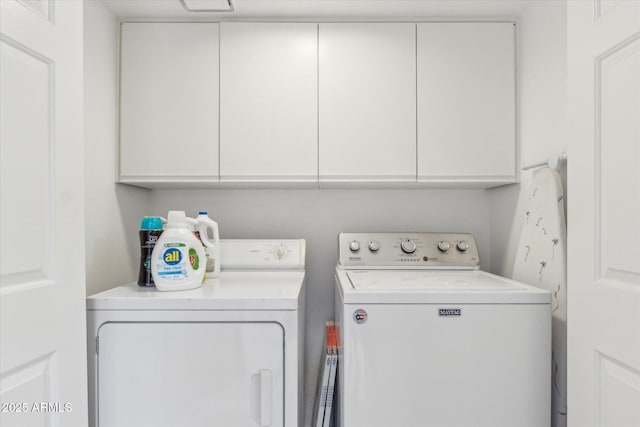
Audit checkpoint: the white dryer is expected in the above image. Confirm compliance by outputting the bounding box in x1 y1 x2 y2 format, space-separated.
87 239 305 427
335 233 551 427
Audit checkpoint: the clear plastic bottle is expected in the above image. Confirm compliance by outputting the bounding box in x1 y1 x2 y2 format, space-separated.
196 211 221 279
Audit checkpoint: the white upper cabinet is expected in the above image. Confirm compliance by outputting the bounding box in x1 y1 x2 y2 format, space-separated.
319 23 417 182
119 23 219 184
116 21 517 188
417 23 516 185
220 23 318 182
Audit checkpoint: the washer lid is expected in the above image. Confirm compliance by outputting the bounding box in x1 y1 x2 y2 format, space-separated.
347 270 526 290
87 271 304 311
339 270 550 304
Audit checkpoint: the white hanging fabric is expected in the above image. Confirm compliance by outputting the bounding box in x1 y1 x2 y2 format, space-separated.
512 167 567 427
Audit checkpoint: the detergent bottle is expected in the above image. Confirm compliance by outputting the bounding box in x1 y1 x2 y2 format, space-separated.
138 216 165 287
151 211 206 291
196 211 221 279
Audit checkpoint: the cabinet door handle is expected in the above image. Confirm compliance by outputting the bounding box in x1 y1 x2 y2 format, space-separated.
258 369 272 426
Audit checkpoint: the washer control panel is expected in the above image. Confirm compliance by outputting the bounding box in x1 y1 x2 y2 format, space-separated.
338 233 479 269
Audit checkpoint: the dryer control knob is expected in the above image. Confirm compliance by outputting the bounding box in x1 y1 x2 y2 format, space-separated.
437 241 451 252
457 241 470 252
400 239 417 254
349 240 361 252
368 240 380 252
273 244 288 260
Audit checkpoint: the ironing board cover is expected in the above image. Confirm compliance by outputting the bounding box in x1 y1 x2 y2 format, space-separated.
512 167 567 426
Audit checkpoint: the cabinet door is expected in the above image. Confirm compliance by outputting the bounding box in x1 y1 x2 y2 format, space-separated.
98 322 284 427
417 23 516 185
220 23 317 182
119 23 219 183
319 23 417 182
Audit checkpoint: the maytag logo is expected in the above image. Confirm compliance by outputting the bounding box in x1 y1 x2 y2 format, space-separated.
439 308 462 317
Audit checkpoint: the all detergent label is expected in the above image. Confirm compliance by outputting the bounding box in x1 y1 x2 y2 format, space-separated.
163 247 183 265
154 243 197 280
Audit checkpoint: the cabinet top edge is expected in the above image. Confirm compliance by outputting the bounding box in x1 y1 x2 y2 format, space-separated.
119 19 517 25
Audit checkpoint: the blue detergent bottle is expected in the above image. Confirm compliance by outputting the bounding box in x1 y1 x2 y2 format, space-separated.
138 216 164 286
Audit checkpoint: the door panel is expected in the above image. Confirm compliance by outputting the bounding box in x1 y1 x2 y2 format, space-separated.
0 37 52 285
567 1 640 426
596 353 640 427
17 0 51 21
0 1 87 426
98 322 284 427
596 36 640 284
0 353 57 425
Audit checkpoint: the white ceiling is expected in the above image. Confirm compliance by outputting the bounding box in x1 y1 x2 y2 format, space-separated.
100 0 534 20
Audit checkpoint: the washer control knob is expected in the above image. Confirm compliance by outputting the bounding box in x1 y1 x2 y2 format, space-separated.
457 240 470 252
437 241 451 252
349 240 361 252
400 239 417 254
368 240 380 252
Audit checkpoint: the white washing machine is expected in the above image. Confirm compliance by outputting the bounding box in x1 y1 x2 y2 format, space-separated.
335 233 551 427
87 239 305 427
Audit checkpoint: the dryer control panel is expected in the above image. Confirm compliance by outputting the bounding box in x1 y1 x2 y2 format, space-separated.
337 233 480 269
221 239 306 270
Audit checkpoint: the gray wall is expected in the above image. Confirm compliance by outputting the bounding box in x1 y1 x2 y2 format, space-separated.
150 188 491 426
84 0 151 296
488 3 568 426
488 0 567 277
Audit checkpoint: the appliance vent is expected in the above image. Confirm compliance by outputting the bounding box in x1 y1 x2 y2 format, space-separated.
180 0 234 12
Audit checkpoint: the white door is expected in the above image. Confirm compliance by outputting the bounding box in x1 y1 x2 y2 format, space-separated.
0 0 87 426
98 322 284 427
567 1 640 427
